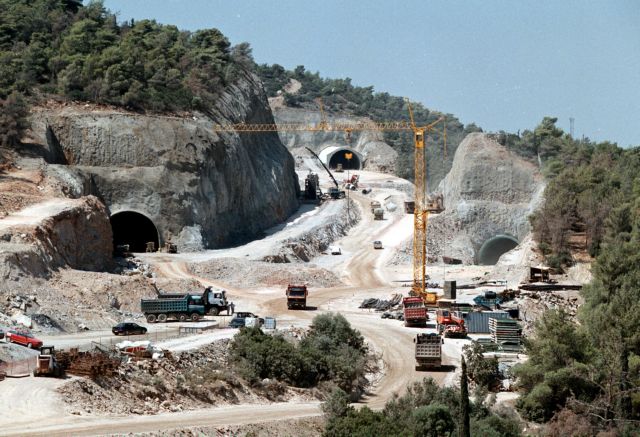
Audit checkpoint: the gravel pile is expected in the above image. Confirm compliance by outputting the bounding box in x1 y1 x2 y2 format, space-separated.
192 258 342 288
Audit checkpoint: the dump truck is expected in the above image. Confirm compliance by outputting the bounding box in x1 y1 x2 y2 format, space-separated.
373 208 384 220
141 287 231 322
286 284 308 309
33 346 63 378
404 201 415 214
414 333 443 370
403 296 428 327
370 200 381 212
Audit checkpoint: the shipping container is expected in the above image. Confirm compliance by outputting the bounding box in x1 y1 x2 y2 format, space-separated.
264 317 276 330
454 310 510 333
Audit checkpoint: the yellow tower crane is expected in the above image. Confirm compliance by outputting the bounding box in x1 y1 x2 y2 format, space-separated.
213 101 444 304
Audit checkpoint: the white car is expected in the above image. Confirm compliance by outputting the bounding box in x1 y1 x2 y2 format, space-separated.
373 240 383 249
330 245 342 255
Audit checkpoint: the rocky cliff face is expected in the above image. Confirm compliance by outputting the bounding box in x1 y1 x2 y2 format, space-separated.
271 106 398 173
426 133 544 263
0 196 113 283
29 71 300 250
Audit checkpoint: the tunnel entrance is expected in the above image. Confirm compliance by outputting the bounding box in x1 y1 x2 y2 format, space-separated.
328 149 361 170
478 235 519 265
110 211 159 253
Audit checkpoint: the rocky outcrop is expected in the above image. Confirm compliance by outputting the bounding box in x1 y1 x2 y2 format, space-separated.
29 71 300 250
426 133 544 264
0 196 113 283
271 106 398 173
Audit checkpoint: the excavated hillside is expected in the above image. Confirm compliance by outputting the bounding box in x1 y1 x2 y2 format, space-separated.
27 70 300 252
271 106 398 174
426 133 545 264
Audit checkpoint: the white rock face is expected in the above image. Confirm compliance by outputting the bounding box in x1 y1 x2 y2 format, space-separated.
427 133 545 264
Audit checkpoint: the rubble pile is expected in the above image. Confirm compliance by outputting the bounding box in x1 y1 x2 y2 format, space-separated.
58 339 318 416
114 257 154 278
514 289 582 334
192 258 341 288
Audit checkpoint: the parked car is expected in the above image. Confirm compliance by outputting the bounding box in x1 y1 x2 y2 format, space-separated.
229 317 246 328
0 328 4 340
330 245 342 255
112 322 147 336
234 312 264 325
373 240 383 249
6 330 43 348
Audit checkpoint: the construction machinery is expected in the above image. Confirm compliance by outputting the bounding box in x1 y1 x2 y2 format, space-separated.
436 309 467 338
402 296 428 327
141 287 232 322
33 346 63 378
373 207 384 220
414 333 443 370
305 147 346 199
303 172 322 202
286 284 308 309
212 99 445 306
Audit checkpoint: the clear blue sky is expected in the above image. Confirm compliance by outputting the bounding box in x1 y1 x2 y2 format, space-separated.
101 0 639 147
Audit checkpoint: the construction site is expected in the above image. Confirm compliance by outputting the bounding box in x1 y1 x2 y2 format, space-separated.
4 3 627 435
0 86 592 436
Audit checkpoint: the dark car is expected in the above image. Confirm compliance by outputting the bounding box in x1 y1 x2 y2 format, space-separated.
112 322 147 336
228 317 246 328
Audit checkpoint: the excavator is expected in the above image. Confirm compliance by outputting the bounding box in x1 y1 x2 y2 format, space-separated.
305 147 346 200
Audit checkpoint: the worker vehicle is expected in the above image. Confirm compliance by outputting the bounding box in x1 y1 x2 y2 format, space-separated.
414 333 443 370
373 240 383 249
235 312 264 326
286 284 308 310
33 346 63 378
112 322 148 336
141 287 231 322
6 330 43 349
327 187 346 199
373 208 384 220
162 242 178 253
229 317 246 328
403 297 428 327
370 200 381 212
330 245 342 255
335 163 344 172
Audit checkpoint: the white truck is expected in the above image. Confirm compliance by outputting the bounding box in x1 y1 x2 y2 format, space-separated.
414 333 443 370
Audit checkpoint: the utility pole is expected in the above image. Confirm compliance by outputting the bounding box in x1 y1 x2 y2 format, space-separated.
570 117 575 139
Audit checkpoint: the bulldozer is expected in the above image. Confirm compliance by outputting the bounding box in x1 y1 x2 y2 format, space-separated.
33 346 64 378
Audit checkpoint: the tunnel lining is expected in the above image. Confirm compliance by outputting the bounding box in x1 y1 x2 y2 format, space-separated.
110 210 160 253
477 234 519 265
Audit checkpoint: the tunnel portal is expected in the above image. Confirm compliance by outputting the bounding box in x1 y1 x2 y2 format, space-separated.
328 148 361 170
110 211 159 253
477 235 519 265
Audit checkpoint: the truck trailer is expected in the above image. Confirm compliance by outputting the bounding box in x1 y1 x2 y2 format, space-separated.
403 296 428 327
141 287 231 323
286 284 308 309
414 333 443 370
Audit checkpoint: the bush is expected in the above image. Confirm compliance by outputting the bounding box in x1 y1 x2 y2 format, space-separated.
230 314 369 396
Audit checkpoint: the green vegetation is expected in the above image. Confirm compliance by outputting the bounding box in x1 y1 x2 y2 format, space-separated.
256 63 481 182
512 209 640 433
230 313 370 396
0 0 251 112
322 378 521 437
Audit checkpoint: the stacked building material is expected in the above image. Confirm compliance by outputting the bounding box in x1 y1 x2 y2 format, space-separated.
489 318 522 351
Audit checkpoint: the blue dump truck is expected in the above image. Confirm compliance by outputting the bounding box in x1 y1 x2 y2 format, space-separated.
141 287 231 323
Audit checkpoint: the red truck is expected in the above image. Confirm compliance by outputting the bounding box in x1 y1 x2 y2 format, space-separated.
286 284 308 310
403 297 428 327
